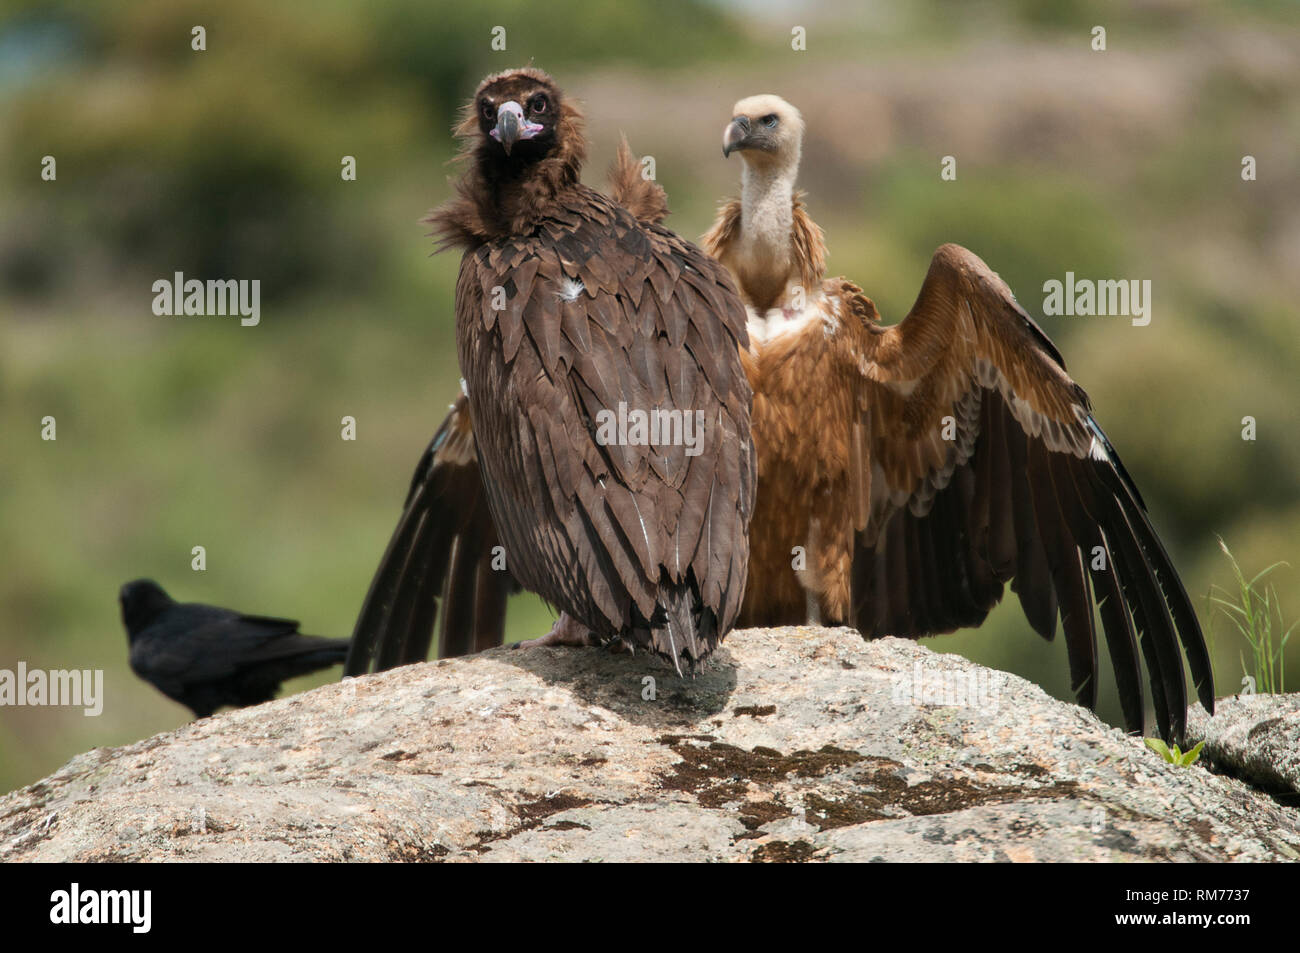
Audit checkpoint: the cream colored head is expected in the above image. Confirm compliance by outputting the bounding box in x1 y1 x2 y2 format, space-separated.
721 94 804 172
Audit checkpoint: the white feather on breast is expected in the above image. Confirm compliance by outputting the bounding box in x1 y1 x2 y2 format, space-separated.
746 293 834 351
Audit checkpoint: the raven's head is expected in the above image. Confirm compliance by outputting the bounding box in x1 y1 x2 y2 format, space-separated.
119 578 173 638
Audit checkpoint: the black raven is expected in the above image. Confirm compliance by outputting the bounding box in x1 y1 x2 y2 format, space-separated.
120 579 348 719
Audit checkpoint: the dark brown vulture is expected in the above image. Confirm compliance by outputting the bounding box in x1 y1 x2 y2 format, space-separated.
698 94 1213 740
345 69 755 676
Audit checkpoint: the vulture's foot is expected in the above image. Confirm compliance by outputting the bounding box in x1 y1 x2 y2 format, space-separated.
514 612 599 650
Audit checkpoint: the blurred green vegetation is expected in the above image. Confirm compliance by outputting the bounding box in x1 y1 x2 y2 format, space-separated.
1 0 1298 793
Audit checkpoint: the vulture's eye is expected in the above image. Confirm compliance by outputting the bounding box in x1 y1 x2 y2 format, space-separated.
480 100 495 121
528 93 549 115
761 114 779 128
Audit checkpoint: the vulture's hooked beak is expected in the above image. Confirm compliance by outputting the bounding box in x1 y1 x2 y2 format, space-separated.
492 101 544 156
722 115 751 157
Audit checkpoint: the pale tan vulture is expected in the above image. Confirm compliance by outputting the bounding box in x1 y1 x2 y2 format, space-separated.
700 94 1213 740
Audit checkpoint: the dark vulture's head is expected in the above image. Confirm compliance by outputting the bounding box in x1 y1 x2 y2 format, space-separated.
431 68 587 245
459 67 585 176
722 94 804 171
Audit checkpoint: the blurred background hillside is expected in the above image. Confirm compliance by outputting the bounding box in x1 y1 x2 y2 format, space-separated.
1 0 1298 793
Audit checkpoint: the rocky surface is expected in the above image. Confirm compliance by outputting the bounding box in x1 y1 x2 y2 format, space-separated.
3 626 1298 862
1187 694 1300 799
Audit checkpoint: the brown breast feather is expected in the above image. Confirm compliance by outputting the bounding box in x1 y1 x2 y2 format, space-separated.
457 184 754 669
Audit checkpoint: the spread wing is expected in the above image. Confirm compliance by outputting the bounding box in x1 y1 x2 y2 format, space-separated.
457 188 754 667
844 243 1214 740
343 396 514 675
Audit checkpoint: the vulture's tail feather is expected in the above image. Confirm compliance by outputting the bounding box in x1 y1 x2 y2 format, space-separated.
646 572 717 675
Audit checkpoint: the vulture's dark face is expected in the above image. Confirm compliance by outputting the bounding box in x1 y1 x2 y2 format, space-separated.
722 94 804 165
474 74 563 162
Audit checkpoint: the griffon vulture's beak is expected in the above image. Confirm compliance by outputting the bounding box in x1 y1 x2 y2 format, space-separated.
722 115 751 157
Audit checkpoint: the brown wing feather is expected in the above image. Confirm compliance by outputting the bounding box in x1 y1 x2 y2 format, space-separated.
344 395 516 675
842 243 1213 741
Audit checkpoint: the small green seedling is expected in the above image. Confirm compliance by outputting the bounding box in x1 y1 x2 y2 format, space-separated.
1145 738 1205 767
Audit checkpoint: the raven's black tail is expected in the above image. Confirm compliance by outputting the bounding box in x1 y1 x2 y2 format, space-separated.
274 636 350 680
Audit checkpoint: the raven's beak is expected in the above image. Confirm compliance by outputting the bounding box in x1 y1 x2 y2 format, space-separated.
722 116 750 157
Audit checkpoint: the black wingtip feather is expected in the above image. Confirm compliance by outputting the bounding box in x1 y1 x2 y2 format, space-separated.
1051 453 1146 735
1027 440 1098 710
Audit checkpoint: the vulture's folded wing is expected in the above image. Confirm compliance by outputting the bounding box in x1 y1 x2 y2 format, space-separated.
455 193 755 669
843 243 1213 740
344 395 514 675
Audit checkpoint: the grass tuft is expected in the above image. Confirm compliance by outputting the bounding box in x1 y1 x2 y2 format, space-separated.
1209 538 1294 695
